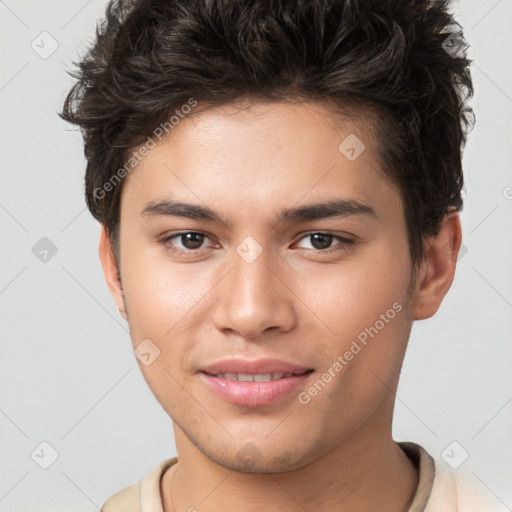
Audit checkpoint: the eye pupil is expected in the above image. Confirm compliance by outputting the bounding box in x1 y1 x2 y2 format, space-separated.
310 233 332 250
182 232 204 249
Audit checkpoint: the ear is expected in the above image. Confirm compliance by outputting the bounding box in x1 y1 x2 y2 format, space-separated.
98 224 127 320
411 210 462 321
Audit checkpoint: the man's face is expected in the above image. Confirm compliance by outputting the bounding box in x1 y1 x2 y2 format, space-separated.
114 99 417 472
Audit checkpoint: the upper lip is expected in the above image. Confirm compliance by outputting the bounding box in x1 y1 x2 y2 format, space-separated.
201 358 313 375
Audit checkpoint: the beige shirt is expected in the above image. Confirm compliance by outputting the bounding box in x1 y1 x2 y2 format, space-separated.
100 442 500 511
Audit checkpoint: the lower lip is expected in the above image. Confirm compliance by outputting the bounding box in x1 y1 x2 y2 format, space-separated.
201 372 312 406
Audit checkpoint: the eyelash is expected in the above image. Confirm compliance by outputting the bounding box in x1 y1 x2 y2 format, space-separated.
160 231 355 255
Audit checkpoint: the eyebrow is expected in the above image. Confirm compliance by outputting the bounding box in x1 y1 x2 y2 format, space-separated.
140 197 377 229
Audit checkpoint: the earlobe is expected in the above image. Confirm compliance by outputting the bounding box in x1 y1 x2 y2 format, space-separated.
411 210 462 321
98 224 127 320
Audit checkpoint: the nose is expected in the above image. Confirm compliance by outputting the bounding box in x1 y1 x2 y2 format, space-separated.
211 244 297 340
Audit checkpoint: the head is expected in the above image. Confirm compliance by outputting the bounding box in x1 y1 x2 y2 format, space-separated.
61 0 473 472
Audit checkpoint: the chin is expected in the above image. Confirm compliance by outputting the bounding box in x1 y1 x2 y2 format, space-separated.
197 438 315 474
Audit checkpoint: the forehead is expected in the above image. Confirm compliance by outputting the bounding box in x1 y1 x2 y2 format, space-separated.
161 98 382 167
120 99 402 227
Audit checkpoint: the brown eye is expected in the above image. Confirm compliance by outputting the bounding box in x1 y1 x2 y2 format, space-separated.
295 232 354 252
309 233 333 250
164 232 209 251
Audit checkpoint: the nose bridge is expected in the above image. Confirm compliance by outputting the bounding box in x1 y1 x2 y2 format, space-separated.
234 241 276 303
211 238 295 338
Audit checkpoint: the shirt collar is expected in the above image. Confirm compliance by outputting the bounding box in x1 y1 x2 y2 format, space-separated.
138 442 436 512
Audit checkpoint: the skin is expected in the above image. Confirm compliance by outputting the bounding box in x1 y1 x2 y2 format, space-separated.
99 98 462 511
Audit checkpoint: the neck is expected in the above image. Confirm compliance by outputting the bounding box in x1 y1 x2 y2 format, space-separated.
161 426 418 512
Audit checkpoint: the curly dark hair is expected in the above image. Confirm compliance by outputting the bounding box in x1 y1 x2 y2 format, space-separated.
60 0 474 272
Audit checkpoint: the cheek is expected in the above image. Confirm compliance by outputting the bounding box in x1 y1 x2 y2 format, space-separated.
295 243 410 339
119 242 212 344
290 235 413 408
292 253 412 426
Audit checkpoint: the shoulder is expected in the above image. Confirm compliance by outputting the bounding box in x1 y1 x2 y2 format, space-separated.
100 482 141 512
100 457 178 512
425 453 503 511
399 441 504 512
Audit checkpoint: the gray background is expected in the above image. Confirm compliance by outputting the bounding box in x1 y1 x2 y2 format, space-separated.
1 0 511 510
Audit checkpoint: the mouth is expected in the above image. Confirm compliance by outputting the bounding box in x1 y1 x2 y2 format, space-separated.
199 360 314 406
203 370 311 381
